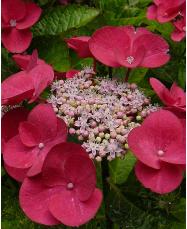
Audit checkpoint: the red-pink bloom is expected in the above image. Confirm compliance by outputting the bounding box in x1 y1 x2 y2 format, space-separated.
65 69 80 78
2 50 54 105
89 26 170 68
171 13 186 42
2 107 30 182
128 110 185 194
2 0 42 53
3 104 67 178
65 36 93 58
150 78 186 112
147 0 185 23
19 143 102 226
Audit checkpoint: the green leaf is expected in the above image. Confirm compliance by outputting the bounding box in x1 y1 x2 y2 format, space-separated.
32 5 100 36
109 151 136 184
2 48 18 81
30 36 71 72
170 198 186 222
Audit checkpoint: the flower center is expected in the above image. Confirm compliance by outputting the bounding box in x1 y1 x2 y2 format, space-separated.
9 19 17 27
183 26 186 31
38 142 45 149
67 182 74 190
157 150 164 156
126 56 134 64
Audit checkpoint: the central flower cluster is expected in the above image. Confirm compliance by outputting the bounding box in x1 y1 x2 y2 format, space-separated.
48 68 159 160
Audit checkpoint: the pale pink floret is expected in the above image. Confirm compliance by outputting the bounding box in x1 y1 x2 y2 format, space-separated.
19 143 102 226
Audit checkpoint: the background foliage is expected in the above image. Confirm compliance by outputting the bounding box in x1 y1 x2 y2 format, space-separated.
2 0 186 228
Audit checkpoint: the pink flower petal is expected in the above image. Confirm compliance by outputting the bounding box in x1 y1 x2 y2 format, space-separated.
2 107 29 145
135 161 184 194
150 78 175 106
28 64 54 103
19 121 41 147
65 36 92 58
4 163 28 182
128 126 160 169
3 135 37 169
66 69 80 78
170 83 186 107
147 5 157 20
89 26 130 67
64 155 96 201
2 0 26 23
137 34 170 68
116 45 146 68
49 188 102 227
2 28 32 53
171 29 186 42
19 176 61 226
42 143 89 187
1 71 34 105
28 104 57 141
13 53 45 70
128 110 184 169
16 3 42 30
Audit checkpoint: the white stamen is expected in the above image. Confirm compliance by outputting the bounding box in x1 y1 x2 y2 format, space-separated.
38 142 45 149
183 26 186 31
67 182 74 189
126 56 134 64
157 150 164 156
10 19 17 27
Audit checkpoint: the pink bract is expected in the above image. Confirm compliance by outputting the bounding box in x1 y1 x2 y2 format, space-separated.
2 107 30 182
19 143 102 226
89 26 170 68
3 104 68 178
146 0 185 23
1 50 54 105
65 36 93 58
135 161 184 194
2 0 42 53
128 109 185 193
150 78 186 112
66 69 80 78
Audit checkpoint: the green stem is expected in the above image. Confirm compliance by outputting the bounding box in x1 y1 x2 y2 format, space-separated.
101 159 113 229
93 59 97 72
125 68 131 82
108 67 113 79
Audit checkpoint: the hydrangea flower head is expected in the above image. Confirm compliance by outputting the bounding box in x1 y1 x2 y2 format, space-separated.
48 67 159 160
2 0 42 53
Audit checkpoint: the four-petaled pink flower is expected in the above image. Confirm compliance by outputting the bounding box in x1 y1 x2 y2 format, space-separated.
3 104 67 178
128 110 185 194
2 107 30 182
19 142 102 226
150 78 186 113
65 36 93 58
147 0 185 23
89 26 170 68
2 50 54 105
2 0 42 53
